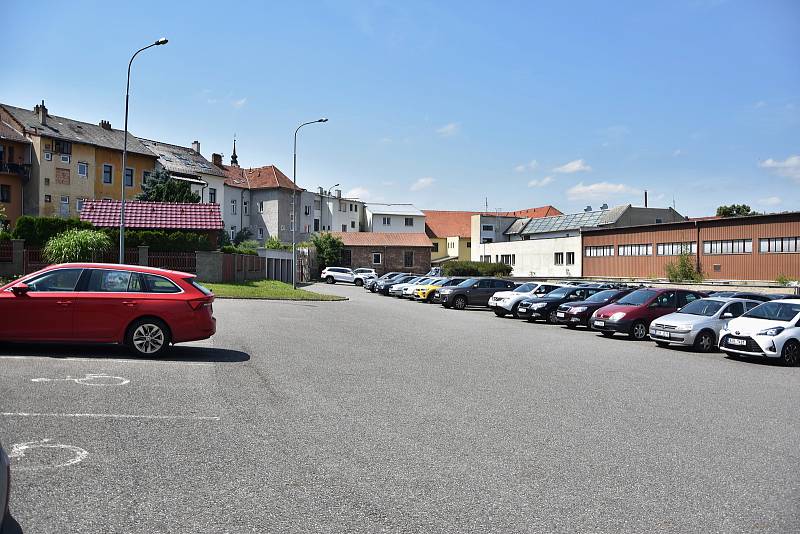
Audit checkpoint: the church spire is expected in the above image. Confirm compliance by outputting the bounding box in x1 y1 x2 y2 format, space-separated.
231 136 239 166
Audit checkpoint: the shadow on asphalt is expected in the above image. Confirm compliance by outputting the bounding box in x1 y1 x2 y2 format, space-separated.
0 343 250 363
1 514 23 534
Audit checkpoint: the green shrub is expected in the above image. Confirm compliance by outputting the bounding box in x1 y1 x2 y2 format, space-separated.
665 253 703 282
0 230 11 241
264 236 290 251
220 245 258 255
776 274 796 286
101 229 214 252
311 232 344 273
442 260 512 277
239 240 261 251
12 216 93 246
43 229 112 263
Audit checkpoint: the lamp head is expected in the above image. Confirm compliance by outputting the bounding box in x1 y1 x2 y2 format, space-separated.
318 118 328 123
155 37 169 45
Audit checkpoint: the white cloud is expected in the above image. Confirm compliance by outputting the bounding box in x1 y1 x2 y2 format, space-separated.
514 160 539 173
758 196 782 207
567 181 639 200
754 100 767 109
528 176 554 188
436 123 460 137
411 177 435 191
232 97 247 109
344 187 371 200
553 159 592 174
760 155 800 182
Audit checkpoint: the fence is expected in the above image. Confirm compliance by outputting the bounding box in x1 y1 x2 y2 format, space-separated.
200 251 266 283
148 251 197 273
0 241 12 263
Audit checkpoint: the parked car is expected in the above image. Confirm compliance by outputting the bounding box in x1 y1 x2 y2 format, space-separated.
553 288 635 328
1 439 8 531
0 263 216 357
389 276 430 297
403 277 445 298
589 288 706 340
703 291 771 302
489 282 565 318
440 278 517 310
420 277 469 303
769 293 800 301
517 285 607 323
649 297 761 352
365 272 404 291
352 268 378 286
321 267 356 284
375 275 418 295
719 299 800 365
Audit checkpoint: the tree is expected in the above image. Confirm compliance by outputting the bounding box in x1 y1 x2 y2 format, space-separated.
43 229 112 263
136 168 200 203
716 204 758 218
232 228 252 245
665 253 703 282
311 232 344 272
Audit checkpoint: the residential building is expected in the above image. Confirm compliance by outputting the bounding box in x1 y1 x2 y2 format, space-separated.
140 139 226 206
311 187 364 233
364 203 425 232
471 205 685 277
0 101 157 218
328 231 433 275
0 118 32 228
582 211 800 282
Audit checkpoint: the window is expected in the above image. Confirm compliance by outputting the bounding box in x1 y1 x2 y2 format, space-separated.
584 245 614 257
405 217 414 227
304 224 309 233
342 249 352 267
142 170 151 184
432 242 439 252
342 224 347 232
351 221 356 229
355 204 358 212
60 154 71 164
554 252 564 265
657 242 697 256
86 269 137 292
230 226 237 240
54 140 72 154
257 227 264 239
500 254 515 266
304 205 310 216
44 177 50 186
382 216 391 225
243 201 249 215
44 194 52 203
480 255 491 263
349 204 353 212
314 219 320 231
404 251 414 267
653 291 677 308
618 244 653 256
314 199 321 210
678 291 701 307
230 200 237 214
103 164 113 184
566 252 575 265
759 237 799 254
372 252 382 264
0 184 9 203
77 162 88 177
482 224 494 232
44 152 52 161
60 195 69 205
208 188 217 203
24 268 83 292
723 302 745 318
76 198 85 212
143 274 181 293
703 239 752 255
124 168 134 187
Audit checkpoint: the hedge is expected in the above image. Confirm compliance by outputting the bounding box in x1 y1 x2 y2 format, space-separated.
100 229 214 252
442 260 513 277
221 245 258 255
12 216 93 246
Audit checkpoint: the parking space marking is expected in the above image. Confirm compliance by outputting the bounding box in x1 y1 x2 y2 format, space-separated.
9 439 89 470
31 373 130 386
1 412 221 421
0 355 214 366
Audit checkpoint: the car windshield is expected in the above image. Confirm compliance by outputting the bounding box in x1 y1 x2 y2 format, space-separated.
678 299 725 316
544 287 571 299
617 289 658 306
586 290 619 303
515 283 535 293
742 301 800 321
458 278 478 287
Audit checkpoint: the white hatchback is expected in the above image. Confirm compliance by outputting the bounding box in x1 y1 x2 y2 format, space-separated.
719 299 800 366
488 282 565 317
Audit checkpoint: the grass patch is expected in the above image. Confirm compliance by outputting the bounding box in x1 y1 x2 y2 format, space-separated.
202 279 346 301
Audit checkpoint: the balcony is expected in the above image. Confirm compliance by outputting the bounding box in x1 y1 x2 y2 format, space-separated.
0 163 30 178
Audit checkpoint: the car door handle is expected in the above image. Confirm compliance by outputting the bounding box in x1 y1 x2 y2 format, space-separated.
56 300 72 306
122 301 138 307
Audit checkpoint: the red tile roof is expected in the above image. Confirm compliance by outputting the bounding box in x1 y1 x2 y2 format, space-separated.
80 200 223 230
219 164 303 191
423 206 562 238
327 232 433 247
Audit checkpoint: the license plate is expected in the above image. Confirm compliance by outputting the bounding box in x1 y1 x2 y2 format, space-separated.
655 330 668 338
595 320 605 327
729 338 746 346
557 312 565 318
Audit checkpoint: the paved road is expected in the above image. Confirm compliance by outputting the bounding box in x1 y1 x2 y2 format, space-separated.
2 283 799 533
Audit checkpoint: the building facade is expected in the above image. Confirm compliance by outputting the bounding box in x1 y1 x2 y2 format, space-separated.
329 231 432 275
0 119 32 227
141 139 226 206
311 187 364 233
364 203 426 233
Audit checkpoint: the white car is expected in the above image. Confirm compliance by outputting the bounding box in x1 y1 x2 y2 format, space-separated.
488 282 565 318
321 267 356 284
353 268 378 286
388 276 427 297
719 299 800 366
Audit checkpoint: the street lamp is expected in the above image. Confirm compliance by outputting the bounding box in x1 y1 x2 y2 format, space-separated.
292 118 328 289
327 183 340 195
119 37 168 263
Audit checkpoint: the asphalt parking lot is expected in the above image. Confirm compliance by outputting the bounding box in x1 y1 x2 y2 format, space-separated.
2 283 799 533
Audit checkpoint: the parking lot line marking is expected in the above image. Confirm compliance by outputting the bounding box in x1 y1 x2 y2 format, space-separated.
1 412 220 421
0 356 214 366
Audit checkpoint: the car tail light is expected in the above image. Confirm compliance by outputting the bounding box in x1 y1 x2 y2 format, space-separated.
187 297 213 311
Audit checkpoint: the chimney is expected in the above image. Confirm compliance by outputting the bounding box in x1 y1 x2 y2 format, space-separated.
584 205 592 212
99 120 112 130
318 186 324 195
335 189 341 198
600 203 609 210
192 140 200 154
644 190 648 208
37 100 48 126
211 153 222 166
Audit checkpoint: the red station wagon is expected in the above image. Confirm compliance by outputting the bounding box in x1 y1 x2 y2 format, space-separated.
0 263 216 356
589 288 706 340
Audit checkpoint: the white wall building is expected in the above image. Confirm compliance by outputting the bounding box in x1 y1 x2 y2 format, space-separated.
312 188 364 232
364 203 425 233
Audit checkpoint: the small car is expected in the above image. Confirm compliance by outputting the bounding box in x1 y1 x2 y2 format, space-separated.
389 277 430 297
422 278 469 303
440 278 517 310
364 272 404 291
554 288 634 328
517 285 607 323
649 297 761 352
352 268 378 286
703 291 771 302
321 267 356 284
719 299 800 365
489 282 565 318
590 288 706 340
1 439 8 531
375 275 418 295
403 277 445 298
0 263 216 357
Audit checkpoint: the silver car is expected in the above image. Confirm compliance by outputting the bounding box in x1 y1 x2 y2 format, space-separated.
649 297 761 352
1 439 9 530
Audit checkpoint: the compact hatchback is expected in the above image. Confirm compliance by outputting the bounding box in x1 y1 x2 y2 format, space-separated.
0 263 216 357
719 299 800 365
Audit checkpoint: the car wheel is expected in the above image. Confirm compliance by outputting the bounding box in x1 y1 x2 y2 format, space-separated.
781 340 800 367
693 330 716 353
326 276 335 284
601 331 615 338
453 296 467 310
494 309 507 317
426 293 435 303
126 318 171 357
566 323 577 329
354 279 363 287
547 310 558 324
511 302 522 319
629 321 648 341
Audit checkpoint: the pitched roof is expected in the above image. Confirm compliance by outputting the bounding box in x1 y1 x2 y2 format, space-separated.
327 232 432 247
139 139 225 178
1 103 155 157
423 206 561 238
498 206 562 218
365 203 425 216
80 200 223 230
0 118 29 143
511 205 628 235
220 164 302 191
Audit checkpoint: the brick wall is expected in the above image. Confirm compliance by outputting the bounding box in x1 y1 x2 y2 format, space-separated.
343 245 431 275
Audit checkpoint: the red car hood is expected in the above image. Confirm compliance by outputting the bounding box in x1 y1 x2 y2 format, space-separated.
594 303 639 319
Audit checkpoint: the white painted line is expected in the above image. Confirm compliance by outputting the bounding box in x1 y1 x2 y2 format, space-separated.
31 374 130 386
9 439 89 470
1 412 220 421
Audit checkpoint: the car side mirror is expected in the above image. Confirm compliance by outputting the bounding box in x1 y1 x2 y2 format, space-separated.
721 312 733 319
11 282 29 296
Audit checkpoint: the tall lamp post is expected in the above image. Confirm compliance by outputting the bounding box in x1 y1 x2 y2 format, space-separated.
327 183 340 195
292 118 328 289
119 37 169 263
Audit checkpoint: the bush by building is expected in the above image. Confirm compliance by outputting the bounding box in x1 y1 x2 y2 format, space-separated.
443 261 513 277
43 229 112 263
665 253 703 282
12 216 93 246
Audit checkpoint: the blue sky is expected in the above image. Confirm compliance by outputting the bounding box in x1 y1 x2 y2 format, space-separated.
3 0 798 217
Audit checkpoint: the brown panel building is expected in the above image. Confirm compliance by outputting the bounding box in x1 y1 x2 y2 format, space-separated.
582 212 800 282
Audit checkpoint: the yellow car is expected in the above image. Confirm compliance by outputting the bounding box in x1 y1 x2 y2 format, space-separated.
414 277 467 302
